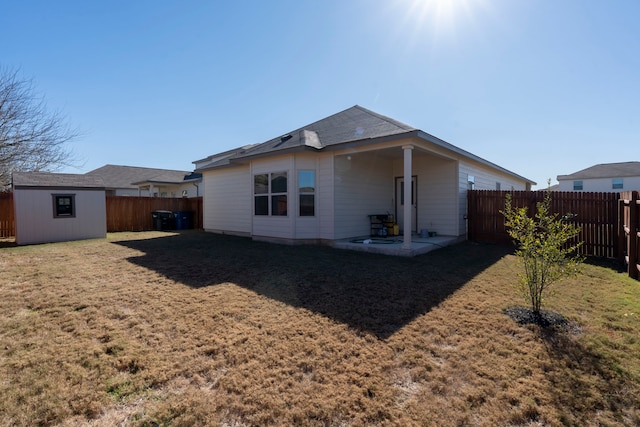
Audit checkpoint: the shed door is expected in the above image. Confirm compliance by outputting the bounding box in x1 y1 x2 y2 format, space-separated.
395 176 417 233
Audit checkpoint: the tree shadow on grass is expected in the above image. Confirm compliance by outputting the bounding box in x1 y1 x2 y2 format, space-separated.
113 231 510 339
542 327 640 425
583 255 627 274
505 307 640 425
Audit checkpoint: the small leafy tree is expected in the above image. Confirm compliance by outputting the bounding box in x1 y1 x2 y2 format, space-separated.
502 189 583 315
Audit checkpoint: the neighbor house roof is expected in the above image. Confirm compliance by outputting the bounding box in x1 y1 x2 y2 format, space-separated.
557 162 640 180
86 165 196 189
12 172 105 189
196 105 535 185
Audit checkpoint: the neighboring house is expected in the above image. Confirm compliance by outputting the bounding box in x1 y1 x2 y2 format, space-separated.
86 165 202 197
557 162 640 192
195 105 535 250
12 172 106 245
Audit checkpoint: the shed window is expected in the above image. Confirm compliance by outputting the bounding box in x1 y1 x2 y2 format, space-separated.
573 180 583 191
612 178 623 189
254 172 288 216
53 194 75 218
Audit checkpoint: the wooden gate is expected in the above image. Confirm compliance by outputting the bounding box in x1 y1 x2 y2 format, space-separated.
619 191 640 279
0 192 14 238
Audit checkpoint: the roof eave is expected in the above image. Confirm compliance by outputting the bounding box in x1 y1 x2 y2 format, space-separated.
132 180 187 185
415 130 536 185
200 145 325 170
195 128 535 185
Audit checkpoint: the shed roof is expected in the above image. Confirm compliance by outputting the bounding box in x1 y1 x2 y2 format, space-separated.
557 161 640 180
12 172 105 189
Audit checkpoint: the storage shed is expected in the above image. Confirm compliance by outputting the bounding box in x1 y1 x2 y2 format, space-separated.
12 172 106 245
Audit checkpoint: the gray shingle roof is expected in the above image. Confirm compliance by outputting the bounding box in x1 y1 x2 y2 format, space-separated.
86 165 194 189
557 162 640 180
232 105 415 160
195 105 535 185
13 172 105 188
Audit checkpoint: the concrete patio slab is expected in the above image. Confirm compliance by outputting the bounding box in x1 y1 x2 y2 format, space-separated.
332 235 465 257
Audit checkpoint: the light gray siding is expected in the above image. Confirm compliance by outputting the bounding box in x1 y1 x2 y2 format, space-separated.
317 154 334 240
202 165 251 235
14 188 106 245
334 154 393 239
414 158 458 236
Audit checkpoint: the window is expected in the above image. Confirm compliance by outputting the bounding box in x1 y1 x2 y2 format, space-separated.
298 170 315 216
496 182 501 190
254 172 288 216
52 194 75 218
612 178 623 189
467 175 475 190
573 180 583 191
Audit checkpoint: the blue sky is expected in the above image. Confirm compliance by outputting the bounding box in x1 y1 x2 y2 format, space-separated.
2 0 638 188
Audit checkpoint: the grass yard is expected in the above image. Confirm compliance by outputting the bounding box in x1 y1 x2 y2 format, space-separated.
1 231 639 426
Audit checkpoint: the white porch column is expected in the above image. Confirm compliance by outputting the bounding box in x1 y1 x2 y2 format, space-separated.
402 145 414 250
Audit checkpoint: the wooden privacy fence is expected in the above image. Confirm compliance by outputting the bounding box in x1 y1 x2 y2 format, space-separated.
467 190 619 259
106 196 202 232
618 191 640 279
0 192 14 238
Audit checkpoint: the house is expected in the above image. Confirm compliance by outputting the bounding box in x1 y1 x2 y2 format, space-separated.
195 105 535 253
86 165 202 197
557 162 640 192
12 172 106 245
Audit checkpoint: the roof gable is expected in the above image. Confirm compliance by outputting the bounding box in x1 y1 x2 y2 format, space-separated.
232 105 415 159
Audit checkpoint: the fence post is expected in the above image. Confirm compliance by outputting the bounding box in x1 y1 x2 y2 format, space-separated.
618 197 626 267
466 190 474 241
630 191 639 279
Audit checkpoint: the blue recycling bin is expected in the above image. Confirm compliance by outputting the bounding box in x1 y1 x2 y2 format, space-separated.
173 211 193 230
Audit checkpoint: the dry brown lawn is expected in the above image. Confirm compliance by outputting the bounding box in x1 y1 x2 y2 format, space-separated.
1 231 639 426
